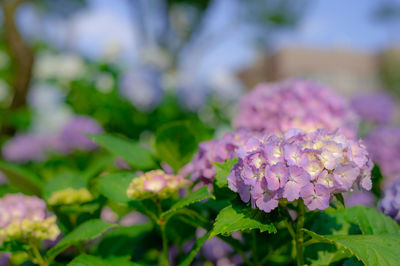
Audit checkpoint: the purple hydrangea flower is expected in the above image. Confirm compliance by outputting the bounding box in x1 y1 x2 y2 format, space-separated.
0 253 10 266
344 190 376 207
351 92 396 124
228 129 372 212
234 79 358 139
378 178 400 223
58 115 103 152
196 229 243 265
364 126 400 189
2 133 49 163
182 130 260 184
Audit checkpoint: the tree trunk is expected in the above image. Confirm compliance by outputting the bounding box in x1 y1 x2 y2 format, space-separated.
1 0 34 135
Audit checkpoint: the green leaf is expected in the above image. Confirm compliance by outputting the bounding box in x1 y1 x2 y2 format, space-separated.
178 231 210 266
0 160 43 196
334 193 345 208
304 229 400 266
97 173 137 204
344 206 400 235
97 223 153 257
44 173 86 201
162 186 214 219
213 158 237 188
210 199 276 238
68 254 138 266
155 121 198 172
47 219 116 261
90 134 155 169
81 155 114 184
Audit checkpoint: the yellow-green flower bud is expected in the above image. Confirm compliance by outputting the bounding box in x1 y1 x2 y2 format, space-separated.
126 170 191 200
48 188 93 206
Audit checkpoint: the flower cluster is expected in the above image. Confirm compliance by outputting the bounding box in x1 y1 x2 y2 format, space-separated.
48 188 93 206
101 207 148 226
228 129 372 212
2 134 49 163
351 92 396 124
2 115 103 163
0 194 60 243
127 170 191 200
364 126 400 188
379 178 400 223
181 130 259 184
233 79 358 139
57 115 103 152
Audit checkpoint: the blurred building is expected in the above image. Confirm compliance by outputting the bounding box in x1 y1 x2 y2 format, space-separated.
238 47 400 96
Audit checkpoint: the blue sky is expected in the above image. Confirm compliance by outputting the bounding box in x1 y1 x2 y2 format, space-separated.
276 0 394 51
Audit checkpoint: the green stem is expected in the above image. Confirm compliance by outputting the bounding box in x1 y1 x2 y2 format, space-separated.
30 243 47 266
251 230 259 265
156 200 169 266
160 224 169 266
295 199 305 266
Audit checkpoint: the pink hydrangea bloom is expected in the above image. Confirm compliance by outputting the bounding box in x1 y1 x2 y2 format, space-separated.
234 79 358 139
228 129 372 212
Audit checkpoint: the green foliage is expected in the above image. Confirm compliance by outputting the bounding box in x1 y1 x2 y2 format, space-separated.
44 172 86 201
210 199 277 238
155 121 198 172
47 219 116 261
0 160 43 196
68 254 138 266
213 158 237 188
344 206 400 235
97 172 137 204
90 134 156 170
371 164 384 198
81 155 114 184
162 186 214 219
304 230 400 266
306 206 400 265
97 223 153 257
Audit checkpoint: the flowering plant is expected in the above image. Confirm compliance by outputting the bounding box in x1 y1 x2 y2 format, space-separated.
1 84 399 266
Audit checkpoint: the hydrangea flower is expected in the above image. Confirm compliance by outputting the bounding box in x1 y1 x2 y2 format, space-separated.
351 92 396 124
378 178 400 223
58 115 103 152
364 126 400 189
196 229 243 265
0 194 60 243
344 190 376 207
228 129 372 212
127 170 191 200
233 79 358 139
101 207 148 226
2 134 49 163
181 130 259 184
48 188 93 206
